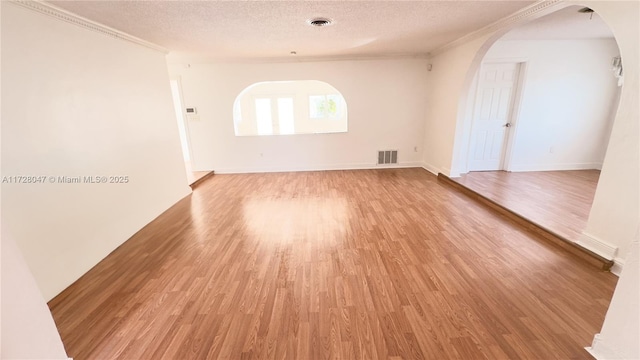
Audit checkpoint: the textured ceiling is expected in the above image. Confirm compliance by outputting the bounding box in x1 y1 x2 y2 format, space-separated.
49 1 536 61
502 5 615 40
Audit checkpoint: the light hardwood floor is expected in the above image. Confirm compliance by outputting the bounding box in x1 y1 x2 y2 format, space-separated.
453 170 600 244
49 168 617 359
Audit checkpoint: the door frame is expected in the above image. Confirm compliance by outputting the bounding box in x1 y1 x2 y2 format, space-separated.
465 58 528 173
169 76 196 166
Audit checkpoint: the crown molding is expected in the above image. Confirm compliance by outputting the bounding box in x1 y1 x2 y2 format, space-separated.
166 52 430 65
429 0 567 57
10 0 169 54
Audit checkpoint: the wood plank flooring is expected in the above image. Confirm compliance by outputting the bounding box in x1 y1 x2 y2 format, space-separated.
452 170 600 244
48 168 617 359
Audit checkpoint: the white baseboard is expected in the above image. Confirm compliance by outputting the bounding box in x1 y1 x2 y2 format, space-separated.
577 232 618 260
586 334 625 360
421 162 440 175
212 161 424 174
441 168 460 178
610 257 626 276
508 162 603 172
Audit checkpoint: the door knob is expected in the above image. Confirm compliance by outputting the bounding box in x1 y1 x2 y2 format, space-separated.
504 123 512 128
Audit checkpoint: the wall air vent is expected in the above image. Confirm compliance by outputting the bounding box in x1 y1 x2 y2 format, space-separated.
377 150 398 165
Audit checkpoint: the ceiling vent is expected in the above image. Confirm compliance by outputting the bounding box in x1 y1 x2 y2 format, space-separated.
307 17 333 27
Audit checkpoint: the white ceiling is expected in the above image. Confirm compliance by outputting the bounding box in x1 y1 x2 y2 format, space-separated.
501 5 615 40
48 1 537 61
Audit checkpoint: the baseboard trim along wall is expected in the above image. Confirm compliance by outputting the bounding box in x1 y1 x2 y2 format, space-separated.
211 161 424 174
421 162 440 175
508 162 603 172
577 232 618 261
611 258 626 276
586 334 624 360
441 167 459 178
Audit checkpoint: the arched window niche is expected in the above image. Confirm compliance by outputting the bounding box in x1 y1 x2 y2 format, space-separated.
233 80 348 136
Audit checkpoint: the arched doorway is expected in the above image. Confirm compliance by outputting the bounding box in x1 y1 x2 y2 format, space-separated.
449 4 625 261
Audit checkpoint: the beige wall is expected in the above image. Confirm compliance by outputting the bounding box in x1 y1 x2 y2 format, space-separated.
1 2 192 301
1 231 69 359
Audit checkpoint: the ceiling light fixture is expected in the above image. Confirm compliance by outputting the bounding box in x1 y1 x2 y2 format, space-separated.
307 17 333 27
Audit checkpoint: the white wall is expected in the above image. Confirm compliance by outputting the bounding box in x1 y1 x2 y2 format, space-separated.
1 2 192 300
1 5 67 356
168 59 428 173
588 234 639 360
423 35 495 176
481 39 620 172
1 231 69 360
579 0 639 271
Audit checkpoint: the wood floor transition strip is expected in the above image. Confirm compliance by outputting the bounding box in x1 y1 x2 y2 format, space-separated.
189 171 215 189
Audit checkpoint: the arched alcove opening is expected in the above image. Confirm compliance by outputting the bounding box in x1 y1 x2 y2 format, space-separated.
449 5 624 248
233 80 348 137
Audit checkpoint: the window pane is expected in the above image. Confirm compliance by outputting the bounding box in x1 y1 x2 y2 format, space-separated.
309 95 326 119
327 94 341 118
255 98 272 135
278 98 295 135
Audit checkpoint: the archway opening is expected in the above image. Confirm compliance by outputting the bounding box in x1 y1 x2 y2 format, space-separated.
233 80 348 137
451 5 623 246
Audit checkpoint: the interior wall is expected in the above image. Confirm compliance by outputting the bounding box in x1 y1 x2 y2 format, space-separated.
578 0 639 270
167 59 428 173
1 4 67 356
1 231 69 360
588 234 639 360
422 36 494 176
479 39 620 172
1 2 192 300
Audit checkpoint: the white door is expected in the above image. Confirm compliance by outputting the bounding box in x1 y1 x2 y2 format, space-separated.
468 63 521 171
